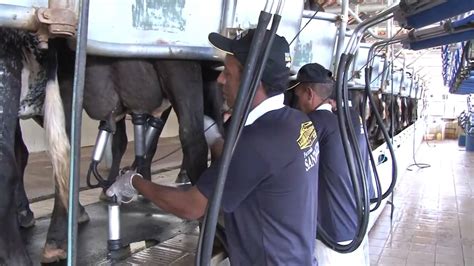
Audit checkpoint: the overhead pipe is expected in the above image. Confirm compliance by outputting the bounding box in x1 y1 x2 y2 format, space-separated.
0 4 40 31
343 4 399 56
326 3 396 14
302 10 338 22
347 8 387 41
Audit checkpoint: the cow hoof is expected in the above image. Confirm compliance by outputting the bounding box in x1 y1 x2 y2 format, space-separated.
41 243 67 263
78 207 90 224
174 172 191 185
18 209 35 229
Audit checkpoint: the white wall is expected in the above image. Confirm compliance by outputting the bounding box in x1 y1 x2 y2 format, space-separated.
20 110 180 153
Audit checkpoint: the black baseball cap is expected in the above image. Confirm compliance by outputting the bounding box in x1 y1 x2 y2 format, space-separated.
289 63 334 90
209 29 292 94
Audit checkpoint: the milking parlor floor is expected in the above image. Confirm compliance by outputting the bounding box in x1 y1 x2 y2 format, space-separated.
22 139 474 265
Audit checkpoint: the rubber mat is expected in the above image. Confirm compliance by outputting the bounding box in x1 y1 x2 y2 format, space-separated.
20 200 198 265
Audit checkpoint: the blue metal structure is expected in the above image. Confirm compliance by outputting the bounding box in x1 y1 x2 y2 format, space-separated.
442 40 473 95
396 0 474 29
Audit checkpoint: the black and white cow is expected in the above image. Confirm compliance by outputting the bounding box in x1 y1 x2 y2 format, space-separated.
1 27 223 264
0 27 89 265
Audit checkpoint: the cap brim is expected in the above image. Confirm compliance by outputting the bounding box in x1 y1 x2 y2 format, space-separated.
208 33 234 55
286 82 301 91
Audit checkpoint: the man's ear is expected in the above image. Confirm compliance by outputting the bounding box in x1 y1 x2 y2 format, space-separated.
305 86 313 101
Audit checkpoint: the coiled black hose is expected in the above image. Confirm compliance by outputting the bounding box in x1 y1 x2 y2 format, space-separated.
361 69 383 212
316 53 370 253
364 66 398 201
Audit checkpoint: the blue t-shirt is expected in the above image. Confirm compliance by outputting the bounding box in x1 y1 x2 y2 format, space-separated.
197 106 319 266
348 108 375 199
308 109 357 242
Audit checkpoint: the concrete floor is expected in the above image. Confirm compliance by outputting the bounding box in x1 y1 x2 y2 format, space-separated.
23 139 473 265
368 140 474 266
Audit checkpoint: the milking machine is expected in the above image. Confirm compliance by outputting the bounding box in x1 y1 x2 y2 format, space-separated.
85 120 131 260
131 113 147 178
107 197 131 261
86 121 113 188
85 113 167 261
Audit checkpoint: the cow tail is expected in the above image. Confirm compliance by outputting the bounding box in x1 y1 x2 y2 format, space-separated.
44 47 69 210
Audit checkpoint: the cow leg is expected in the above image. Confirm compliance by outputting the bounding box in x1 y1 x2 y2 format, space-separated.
0 31 32 264
155 60 207 184
41 188 90 263
39 39 89 262
107 117 128 183
14 123 35 229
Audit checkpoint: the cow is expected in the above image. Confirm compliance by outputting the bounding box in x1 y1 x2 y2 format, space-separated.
1 27 223 263
0 27 90 265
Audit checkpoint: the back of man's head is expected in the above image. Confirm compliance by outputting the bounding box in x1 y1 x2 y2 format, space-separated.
208 29 292 96
294 63 335 99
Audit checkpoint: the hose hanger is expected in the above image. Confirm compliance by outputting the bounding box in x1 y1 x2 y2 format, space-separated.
196 1 285 265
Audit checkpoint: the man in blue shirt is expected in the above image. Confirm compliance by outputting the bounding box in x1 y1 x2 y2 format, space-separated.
107 29 319 265
291 63 369 265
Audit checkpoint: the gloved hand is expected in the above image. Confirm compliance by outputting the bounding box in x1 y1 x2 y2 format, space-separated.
106 170 142 203
203 115 222 146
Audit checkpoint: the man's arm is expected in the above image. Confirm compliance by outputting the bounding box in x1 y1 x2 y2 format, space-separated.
132 177 208 220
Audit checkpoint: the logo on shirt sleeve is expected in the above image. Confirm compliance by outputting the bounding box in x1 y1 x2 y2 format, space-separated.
297 121 317 150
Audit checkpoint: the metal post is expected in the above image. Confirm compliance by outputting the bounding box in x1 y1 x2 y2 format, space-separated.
67 0 90 264
332 0 348 73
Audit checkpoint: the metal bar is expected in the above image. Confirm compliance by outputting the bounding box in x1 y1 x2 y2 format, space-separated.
83 40 218 60
219 0 236 36
302 10 338 22
67 0 90 264
332 0 349 73
344 4 399 55
326 3 397 13
347 8 387 41
0 4 40 31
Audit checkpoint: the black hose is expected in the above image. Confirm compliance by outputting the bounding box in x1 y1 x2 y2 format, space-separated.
316 53 369 253
362 67 383 212
196 11 275 266
365 68 398 201
86 161 109 188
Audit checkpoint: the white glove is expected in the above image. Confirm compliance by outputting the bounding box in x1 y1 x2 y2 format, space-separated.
203 115 222 146
106 170 142 203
